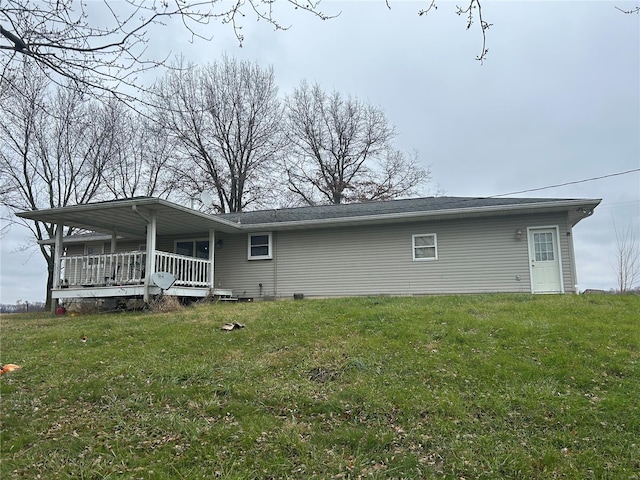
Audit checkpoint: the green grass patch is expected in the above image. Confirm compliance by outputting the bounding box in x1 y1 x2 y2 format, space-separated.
1 294 639 478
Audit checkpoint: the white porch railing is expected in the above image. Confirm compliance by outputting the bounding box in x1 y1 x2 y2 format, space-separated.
60 251 145 287
59 251 211 288
155 251 210 287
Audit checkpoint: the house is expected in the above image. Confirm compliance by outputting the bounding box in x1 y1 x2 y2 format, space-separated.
17 196 601 308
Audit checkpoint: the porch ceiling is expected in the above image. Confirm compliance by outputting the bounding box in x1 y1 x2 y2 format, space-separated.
16 197 242 237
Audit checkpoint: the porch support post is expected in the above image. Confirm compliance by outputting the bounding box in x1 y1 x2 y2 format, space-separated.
208 228 215 292
53 223 63 289
51 222 64 313
143 211 157 303
109 229 117 285
110 228 117 253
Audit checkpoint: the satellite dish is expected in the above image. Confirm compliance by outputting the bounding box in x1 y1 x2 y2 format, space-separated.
151 272 176 290
200 191 213 207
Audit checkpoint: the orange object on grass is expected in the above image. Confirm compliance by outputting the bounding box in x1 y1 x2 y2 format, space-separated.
0 364 22 375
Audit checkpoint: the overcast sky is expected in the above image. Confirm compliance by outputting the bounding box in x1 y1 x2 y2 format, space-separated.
1 0 639 304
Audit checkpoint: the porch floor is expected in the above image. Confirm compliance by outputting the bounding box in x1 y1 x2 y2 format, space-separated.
52 285 233 299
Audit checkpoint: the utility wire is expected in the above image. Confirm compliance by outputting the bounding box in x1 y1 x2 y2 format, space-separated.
425 168 638 212
490 168 640 198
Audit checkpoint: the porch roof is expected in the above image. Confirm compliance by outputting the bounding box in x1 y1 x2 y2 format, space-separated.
16 197 243 237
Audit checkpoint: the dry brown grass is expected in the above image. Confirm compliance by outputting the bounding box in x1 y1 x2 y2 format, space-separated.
148 295 184 313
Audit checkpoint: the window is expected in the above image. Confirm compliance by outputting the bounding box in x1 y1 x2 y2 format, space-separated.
175 240 209 259
412 234 437 261
85 244 104 256
248 233 272 260
85 244 104 265
533 232 555 262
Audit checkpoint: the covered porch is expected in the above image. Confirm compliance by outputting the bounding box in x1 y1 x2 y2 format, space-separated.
55 249 232 300
17 197 243 310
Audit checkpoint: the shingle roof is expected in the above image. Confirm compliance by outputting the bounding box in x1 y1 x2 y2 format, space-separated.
218 196 579 225
20 195 602 239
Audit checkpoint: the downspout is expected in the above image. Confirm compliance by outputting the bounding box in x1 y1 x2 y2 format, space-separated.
568 207 593 294
273 231 277 298
568 227 578 293
567 210 578 293
132 204 150 223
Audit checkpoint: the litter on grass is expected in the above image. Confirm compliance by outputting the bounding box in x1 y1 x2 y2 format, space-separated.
1 364 22 375
221 322 245 331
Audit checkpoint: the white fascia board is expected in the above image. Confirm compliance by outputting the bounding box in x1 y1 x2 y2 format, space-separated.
15 197 156 218
16 197 243 233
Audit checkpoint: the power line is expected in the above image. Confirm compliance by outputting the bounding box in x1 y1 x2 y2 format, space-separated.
595 200 640 209
490 168 640 198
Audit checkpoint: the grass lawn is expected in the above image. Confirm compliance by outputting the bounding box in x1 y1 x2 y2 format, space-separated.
1 294 639 479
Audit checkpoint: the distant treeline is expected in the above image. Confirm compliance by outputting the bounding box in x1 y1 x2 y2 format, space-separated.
0 302 46 314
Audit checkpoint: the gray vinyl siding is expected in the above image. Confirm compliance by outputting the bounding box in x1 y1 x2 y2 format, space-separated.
65 244 88 256
67 212 577 296
274 217 525 296
213 212 575 297
213 232 276 297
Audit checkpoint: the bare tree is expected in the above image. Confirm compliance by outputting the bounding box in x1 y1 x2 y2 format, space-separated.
352 149 432 202
152 57 284 213
615 6 640 14
612 220 640 293
284 81 430 205
101 103 176 199
0 65 119 308
0 0 333 101
1 1 491 102
412 0 491 62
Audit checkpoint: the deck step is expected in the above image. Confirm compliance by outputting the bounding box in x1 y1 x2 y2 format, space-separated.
217 296 238 302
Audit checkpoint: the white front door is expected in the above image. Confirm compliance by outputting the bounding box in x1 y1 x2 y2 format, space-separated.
529 227 563 294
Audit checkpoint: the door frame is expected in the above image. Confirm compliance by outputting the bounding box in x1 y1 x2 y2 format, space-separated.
527 226 564 294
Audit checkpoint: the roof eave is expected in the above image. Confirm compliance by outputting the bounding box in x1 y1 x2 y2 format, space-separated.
16 197 602 236
15 197 243 234
241 199 603 231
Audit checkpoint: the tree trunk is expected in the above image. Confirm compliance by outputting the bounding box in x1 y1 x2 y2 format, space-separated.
45 256 56 312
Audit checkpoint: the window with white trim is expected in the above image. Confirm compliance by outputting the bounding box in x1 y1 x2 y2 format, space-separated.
412 234 437 261
248 233 272 260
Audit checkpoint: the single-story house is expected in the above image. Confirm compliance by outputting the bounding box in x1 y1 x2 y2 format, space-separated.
17 196 601 305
